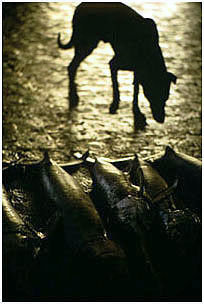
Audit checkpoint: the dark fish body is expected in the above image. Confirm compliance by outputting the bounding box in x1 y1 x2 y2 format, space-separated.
161 208 201 300
2 185 41 248
37 154 130 300
152 146 202 214
129 155 201 299
129 155 176 214
91 158 141 204
90 159 162 299
130 155 171 200
90 159 152 243
3 185 28 236
39 156 107 248
2 185 40 301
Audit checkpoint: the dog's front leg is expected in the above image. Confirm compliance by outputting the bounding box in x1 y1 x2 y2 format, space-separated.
109 58 120 114
68 57 80 109
133 71 147 130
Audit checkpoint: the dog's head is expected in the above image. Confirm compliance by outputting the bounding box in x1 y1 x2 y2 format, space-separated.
138 18 177 123
141 71 177 123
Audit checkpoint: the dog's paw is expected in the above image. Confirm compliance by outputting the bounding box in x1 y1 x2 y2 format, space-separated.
134 113 147 130
109 103 119 114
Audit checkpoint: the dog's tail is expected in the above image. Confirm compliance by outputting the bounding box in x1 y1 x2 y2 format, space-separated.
57 33 74 49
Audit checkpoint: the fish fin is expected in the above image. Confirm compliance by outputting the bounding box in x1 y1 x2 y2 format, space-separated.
137 168 153 205
129 154 145 193
165 146 175 156
95 157 100 164
41 151 51 164
152 179 178 204
129 154 148 198
129 153 140 181
81 150 90 161
138 167 145 196
133 153 139 163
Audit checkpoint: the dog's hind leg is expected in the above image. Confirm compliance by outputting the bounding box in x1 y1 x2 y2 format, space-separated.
68 43 97 109
109 57 120 114
133 71 147 130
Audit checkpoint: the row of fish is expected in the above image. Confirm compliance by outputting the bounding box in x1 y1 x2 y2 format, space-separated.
2 146 202 301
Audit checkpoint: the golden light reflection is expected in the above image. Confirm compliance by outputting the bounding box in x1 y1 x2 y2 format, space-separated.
130 2 178 18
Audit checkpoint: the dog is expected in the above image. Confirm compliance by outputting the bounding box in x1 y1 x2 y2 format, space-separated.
58 2 177 129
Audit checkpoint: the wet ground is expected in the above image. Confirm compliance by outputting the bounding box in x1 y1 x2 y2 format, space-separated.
3 2 202 185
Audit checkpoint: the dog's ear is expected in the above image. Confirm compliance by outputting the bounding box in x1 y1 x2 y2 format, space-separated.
168 72 177 84
145 18 156 27
145 18 159 41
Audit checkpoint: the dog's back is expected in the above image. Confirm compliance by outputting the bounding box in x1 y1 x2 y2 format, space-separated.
71 2 145 46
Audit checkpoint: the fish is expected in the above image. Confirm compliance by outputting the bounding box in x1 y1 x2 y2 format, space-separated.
2 184 42 246
129 154 201 299
152 146 202 215
129 154 177 218
2 185 42 301
36 152 130 300
90 158 162 299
